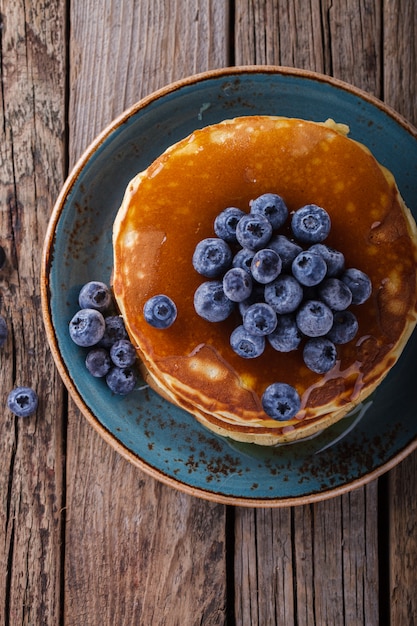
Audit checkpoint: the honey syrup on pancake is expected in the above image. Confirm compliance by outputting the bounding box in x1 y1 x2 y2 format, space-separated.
113 116 417 434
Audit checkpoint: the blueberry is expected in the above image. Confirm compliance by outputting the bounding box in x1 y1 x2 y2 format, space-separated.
267 314 302 352
296 300 334 337
327 310 359 344
303 337 337 373
143 294 177 329
78 281 112 312
85 348 112 377
194 281 234 322
232 248 255 274
291 204 331 243
318 278 352 311
250 248 282 284
99 315 128 348
261 382 301 421
235 214 273 251
230 325 265 358
0 245 6 270
223 267 253 302
192 237 232 277
341 268 372 305
249 193 288 229
214 207 246 242
69 308 106 347
110 339 136 368
7 386 38 417
0 315 7 347
268 235 303 271
243 302 277 336
309 243 345 277
106 366 137 395
238 283 265 317
292 251 327 287
264 275 303 314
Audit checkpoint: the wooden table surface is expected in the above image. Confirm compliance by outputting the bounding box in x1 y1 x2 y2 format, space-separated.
1 1 416 624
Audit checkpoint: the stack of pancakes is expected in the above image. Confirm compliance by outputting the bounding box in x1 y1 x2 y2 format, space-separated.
112 116 417 445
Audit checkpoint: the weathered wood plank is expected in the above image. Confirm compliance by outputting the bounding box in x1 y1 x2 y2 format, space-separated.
0 1 66 624
64 1 230 624
65 415 227 625
234 0 327 72
234 507 294 624
383 3 417 625
383 0 417 126
69 0 229 155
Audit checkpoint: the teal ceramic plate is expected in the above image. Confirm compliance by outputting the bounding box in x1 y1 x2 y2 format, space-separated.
41 66 417 507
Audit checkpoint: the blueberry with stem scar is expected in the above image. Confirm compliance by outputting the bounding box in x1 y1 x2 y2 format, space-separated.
7 387 38 417
143 295 177 329
262 382 301 420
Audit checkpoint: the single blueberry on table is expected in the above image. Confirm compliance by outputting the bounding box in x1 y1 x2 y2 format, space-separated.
268 235 303 271
326 310 359 344
261 382 301 421
99 315 128 348
264 274 303 314
249 193 288 229
309 243 345 277
232 248 255 274
235 214 273 251
341 268 372 305
194 281 234 322
230 325 265 358
291 204 331 244
192 237 232 278
110 339 137 368
85 348 112 377
7 386 38 417
0 315 7 347
318 277 352 311
250 248 282 284
267 314 302 352
214 207 246 243
106 366 137 395
292 251 327 287
69 308 106 347
223 267 253 302
78 281 112 312
296 300 334 337
143 294 177 329
243 302 277 336
303 337 337 373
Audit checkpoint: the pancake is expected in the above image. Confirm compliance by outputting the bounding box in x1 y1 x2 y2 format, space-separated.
112 116 417 446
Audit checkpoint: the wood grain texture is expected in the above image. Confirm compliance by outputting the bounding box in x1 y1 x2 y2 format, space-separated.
69 0 229 161
64 2 230 624
383 3 417 625
0 1 66 624
65 414 227 625
1 0 416 624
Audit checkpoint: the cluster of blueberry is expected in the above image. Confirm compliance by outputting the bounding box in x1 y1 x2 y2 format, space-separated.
191 193 372 420
68 281 139 395
0 246 39 417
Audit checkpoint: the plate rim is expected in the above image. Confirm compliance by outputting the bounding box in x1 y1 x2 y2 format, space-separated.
41 64 417 507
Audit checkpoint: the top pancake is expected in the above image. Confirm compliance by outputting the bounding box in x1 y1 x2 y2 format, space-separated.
112 116 417 445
